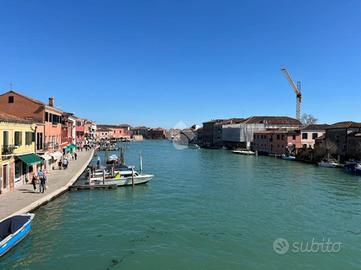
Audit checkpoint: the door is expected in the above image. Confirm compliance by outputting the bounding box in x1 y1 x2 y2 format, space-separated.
2 164 8 190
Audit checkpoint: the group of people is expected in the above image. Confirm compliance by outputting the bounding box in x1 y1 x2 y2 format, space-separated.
31 169 47 193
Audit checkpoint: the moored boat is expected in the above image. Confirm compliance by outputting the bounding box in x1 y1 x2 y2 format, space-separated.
232 150 255 155
281 154 296 161
0 213 35 257
318 160 341 168
344 162 361 175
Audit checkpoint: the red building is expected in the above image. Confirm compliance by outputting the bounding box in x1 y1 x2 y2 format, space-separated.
0 91 64 169
253 129 301 155
97 124 132 140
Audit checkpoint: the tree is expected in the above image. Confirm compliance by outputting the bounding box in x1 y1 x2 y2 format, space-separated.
301 113 318 125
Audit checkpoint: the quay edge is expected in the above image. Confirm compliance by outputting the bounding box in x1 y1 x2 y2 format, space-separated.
1 149 94 222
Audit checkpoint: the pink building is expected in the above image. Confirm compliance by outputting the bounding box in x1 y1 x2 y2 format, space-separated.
253 129 301 155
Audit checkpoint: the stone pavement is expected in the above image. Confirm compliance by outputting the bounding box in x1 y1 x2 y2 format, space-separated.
0 149 94 221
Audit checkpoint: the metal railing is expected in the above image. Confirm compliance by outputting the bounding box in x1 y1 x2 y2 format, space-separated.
2 145 16 156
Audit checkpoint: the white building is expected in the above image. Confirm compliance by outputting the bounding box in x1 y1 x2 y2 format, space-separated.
301 124 329 149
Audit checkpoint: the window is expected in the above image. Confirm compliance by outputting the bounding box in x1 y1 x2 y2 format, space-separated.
293 135 296 140
277 135 280 140
8 96 14 103
45 112 49 122
302 133 308 140
25 132 33 145
3 131 9 146
312 133 318 139
14 131 22 146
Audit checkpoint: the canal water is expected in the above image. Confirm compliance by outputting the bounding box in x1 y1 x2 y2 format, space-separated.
2 140 361 269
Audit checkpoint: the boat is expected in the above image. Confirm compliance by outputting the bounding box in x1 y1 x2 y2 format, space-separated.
281 154 296 161
232 150 255 155
188 143 200 149
344 162 361 176
106 154 119 164
0 213 35 257
318 160 341 168
89 165 153 186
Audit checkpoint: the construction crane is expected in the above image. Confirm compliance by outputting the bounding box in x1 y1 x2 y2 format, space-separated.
281 67 302 121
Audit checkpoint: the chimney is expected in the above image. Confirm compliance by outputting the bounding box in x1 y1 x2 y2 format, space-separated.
48 97 54 107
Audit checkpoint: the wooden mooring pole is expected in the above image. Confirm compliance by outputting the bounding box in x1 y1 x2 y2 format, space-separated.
132 167 135 188
102 169 105 185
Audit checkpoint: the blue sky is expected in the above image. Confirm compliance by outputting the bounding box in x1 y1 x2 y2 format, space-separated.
0 0 360 128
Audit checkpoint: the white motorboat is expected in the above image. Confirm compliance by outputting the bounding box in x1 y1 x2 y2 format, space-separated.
318 161 340 168
232 150 255 155
281 154 296 161
90 164 153 186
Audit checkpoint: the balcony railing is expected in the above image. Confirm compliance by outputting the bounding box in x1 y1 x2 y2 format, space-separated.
44 142 60 151
2 145 17 156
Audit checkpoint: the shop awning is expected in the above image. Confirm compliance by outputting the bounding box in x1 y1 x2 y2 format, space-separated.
16 154 43 165
68 143 76 149
40 153 52 161
50 151 63 160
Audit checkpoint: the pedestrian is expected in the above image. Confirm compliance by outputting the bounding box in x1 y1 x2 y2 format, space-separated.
71 152 74 160
31 173 38 192
37 169 45 193
74 152 78 160
63 158 69 169
58 159 63 170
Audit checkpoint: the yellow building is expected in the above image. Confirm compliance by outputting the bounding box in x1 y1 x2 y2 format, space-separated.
0 112 42 194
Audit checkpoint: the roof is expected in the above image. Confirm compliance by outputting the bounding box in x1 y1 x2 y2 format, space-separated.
254 129 299 135
244 116 302 126
97 124 131 129
302 124 329 131
0 111 34 124
97 127 112 132
326 121 361 129
0 90 63 114
203 118 245 125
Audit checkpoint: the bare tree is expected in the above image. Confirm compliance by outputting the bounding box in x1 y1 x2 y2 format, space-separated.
301 113 318 125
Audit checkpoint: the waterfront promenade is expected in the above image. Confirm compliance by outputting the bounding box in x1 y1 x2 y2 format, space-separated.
0 149 94 221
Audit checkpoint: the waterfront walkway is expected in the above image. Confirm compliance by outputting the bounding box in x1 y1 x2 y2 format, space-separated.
0 149 94 221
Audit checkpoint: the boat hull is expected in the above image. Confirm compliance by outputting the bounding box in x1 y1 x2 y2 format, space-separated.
0 214 34 257
90 174 153 186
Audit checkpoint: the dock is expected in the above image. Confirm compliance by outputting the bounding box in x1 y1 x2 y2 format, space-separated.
69 184 118 191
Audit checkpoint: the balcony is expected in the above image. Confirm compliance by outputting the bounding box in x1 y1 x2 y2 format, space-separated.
2 145 17 158
44 142 60 151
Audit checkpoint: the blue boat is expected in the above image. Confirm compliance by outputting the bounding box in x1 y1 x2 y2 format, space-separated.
0 213 35 257
345 162 361 176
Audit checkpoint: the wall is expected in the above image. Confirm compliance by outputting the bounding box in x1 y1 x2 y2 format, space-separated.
0 92 44 122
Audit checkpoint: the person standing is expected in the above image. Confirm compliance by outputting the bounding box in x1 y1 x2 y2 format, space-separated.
74 152 78 160
63 158 69 169
37 169 45 193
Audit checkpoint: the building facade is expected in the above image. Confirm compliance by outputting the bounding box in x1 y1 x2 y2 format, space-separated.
0 112 41 194
0 91 63 169
314 122 361 162
301 124 329 149
253 129 301 155
222 116 302 150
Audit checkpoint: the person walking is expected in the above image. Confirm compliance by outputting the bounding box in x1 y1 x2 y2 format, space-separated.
31 173 38 192
74 152 78 160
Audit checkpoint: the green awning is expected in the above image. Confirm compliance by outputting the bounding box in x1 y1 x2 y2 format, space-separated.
17 153 43 166
68 144 76 149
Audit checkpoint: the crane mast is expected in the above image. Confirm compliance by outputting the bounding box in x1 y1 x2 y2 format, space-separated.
281 67 302 121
